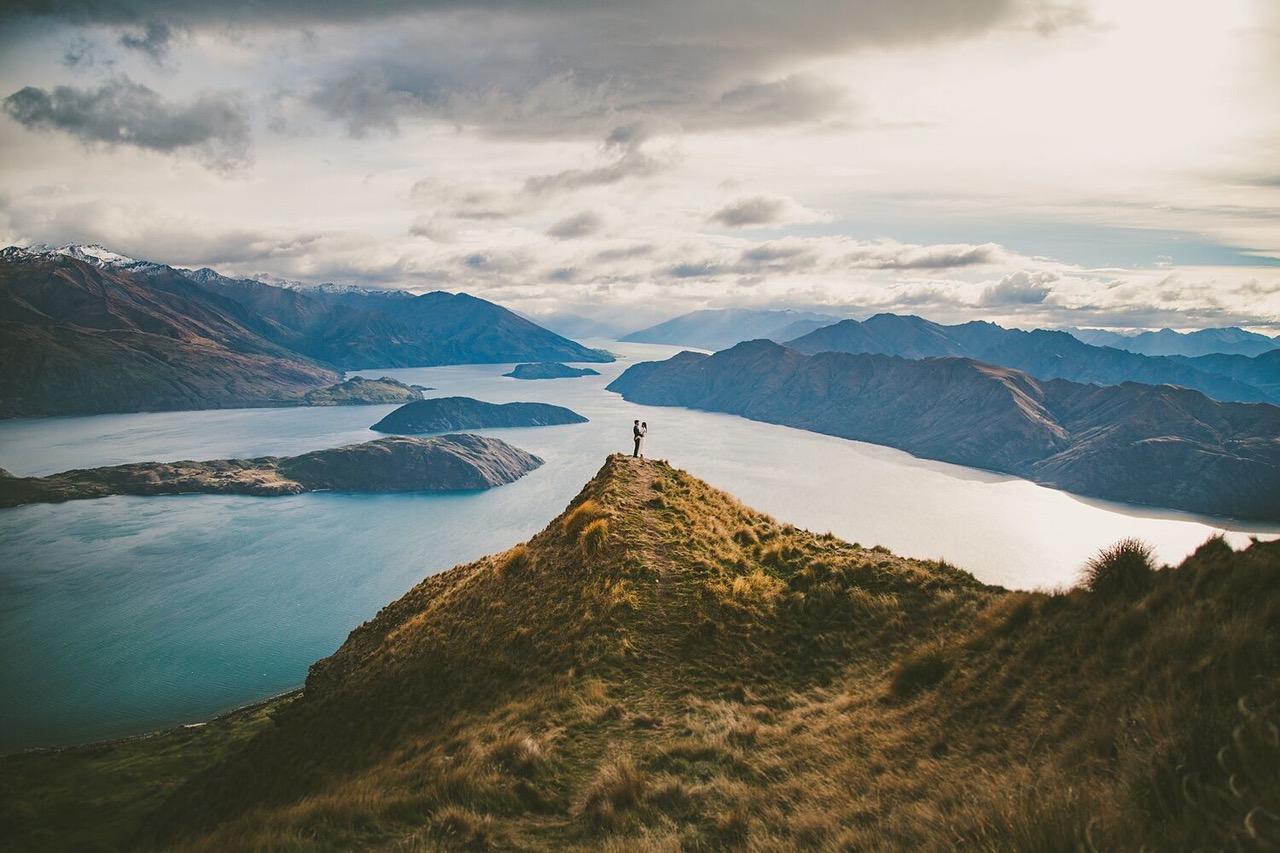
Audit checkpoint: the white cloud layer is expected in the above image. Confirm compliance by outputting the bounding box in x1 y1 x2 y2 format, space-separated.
0 0 1277 333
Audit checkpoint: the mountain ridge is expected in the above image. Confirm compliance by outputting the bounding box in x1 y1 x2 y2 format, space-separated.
623 307 844 351
0 246 612 418
787 313 1279 405
129 455 1280 851
607 340 1280 520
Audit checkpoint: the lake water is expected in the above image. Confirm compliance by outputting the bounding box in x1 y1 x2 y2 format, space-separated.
1 340 1275 752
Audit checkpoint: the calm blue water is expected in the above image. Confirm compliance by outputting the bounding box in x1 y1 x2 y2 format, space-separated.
2 340 1275 752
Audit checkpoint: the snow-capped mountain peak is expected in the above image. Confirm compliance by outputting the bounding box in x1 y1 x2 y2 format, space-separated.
24 243 140 268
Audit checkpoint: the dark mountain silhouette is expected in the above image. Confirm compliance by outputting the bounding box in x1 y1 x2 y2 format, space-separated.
0 246 613 417
1068 325 1279 357
184 268 614 369
504 362 600 379
0 248 340 418
607 340 1280 520
1171 349 1280 403
370 396 588 434
623 307 843 350
787 313 1278 404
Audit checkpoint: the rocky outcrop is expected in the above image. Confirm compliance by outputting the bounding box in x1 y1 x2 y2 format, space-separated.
0 435 542 507
370 396 588 434
607 340 1280 521
503 363 601 380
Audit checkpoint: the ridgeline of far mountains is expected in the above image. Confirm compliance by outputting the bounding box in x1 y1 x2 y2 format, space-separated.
0 435 542 507
0 246 612 419
19 455 1271 851
786 313 1279 405
608 340 1280 521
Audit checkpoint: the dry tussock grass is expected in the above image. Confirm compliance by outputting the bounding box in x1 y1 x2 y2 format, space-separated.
37 459 1272 853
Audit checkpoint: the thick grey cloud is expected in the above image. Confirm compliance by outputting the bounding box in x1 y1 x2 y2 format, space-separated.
845 242 1002 270
310 69 412 137
711 196 789 227
118 20 173 61
524 137 665 196
547 211 603 240
4 1 1017 138
2 77 250 167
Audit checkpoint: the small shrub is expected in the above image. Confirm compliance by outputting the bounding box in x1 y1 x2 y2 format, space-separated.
499 545 530 575
890 643 953 698
581 518 610 556
712 805 750 846
488 732 545 779
564 499 606 537
582 756 648 831
1082 538 1156 598
432 806 497 850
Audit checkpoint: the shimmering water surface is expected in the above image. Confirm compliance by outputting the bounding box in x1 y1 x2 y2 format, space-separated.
2 340 1274 751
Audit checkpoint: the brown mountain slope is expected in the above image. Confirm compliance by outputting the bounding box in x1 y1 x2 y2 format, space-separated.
140 456 1280 851
0 250 338 417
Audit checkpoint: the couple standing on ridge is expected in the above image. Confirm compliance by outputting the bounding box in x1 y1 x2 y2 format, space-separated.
632 419 649 458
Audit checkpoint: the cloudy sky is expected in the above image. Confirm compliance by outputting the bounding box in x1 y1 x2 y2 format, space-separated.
1 0 1278 332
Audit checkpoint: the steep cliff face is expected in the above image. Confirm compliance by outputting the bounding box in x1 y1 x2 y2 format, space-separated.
607 340 1280 520
0 435 542 506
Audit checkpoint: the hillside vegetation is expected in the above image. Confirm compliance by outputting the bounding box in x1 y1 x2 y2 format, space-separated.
99 455 1280 851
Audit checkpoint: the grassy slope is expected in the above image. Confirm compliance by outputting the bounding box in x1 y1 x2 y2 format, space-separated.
0 695 295 853
10 456 1279 850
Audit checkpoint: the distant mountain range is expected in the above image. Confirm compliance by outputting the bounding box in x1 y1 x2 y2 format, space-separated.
786 313 1279 405
183 265 612 369
607 339 1280 521
1066 325 1280 357
0 245 612 418
623 308 844 351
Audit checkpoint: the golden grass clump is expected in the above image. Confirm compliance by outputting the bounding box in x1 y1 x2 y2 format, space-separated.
580 518 610 556
1081 536 1156 598
581 756 649 832
563 498 607 537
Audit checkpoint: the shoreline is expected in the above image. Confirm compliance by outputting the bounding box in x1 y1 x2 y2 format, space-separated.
4 688 303 759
